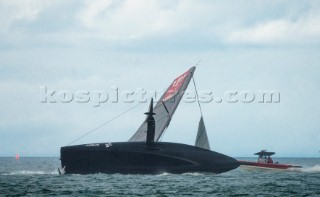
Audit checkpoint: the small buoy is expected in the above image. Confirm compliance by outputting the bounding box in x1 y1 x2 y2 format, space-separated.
15 154 19 160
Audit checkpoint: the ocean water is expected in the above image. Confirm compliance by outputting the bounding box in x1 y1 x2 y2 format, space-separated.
0 157 319 196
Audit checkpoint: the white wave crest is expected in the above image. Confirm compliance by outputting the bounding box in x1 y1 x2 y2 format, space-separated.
289 165 320 173
2 170 59 176
300 165 320 173
157 172 203 176
157 172 172 176
182 172 203 176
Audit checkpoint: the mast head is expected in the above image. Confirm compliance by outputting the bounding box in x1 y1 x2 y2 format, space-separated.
145 98 156 144
144 98 156 116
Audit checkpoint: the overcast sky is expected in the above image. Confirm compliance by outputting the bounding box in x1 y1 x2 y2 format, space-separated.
0 0 319 157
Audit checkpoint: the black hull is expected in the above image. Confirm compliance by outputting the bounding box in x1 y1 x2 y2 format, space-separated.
60 142 239 174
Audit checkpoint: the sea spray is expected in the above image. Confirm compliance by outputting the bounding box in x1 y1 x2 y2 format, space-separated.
301 165 320 173
2 170 59 176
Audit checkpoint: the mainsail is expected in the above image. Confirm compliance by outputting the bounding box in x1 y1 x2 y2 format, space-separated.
195 116 211 150
129 67 196 142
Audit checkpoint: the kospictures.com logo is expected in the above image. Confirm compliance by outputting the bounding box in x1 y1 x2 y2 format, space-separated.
40 86 280 107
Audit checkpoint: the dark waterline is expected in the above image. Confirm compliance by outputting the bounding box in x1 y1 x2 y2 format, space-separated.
0 157 319 196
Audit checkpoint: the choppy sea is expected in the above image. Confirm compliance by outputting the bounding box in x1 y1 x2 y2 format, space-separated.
0 157 319 196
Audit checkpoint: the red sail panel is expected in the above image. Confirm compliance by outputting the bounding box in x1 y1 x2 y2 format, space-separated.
163 70 190 102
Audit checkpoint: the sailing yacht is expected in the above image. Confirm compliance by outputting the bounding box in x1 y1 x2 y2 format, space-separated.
60 67 239 174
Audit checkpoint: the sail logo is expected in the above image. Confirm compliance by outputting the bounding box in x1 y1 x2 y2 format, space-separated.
163 70 189 102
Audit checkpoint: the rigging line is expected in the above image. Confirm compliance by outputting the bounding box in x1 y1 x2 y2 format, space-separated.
194 60 202 68
192 76 203 117
161 101 169 115
67 102 142 146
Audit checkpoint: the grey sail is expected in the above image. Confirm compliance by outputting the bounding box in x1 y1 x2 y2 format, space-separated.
129 67 196 142
195 116 211 150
